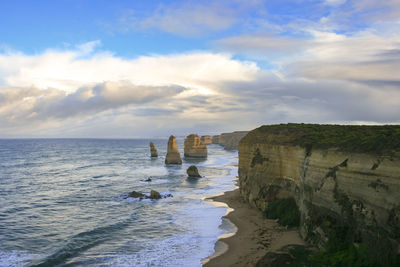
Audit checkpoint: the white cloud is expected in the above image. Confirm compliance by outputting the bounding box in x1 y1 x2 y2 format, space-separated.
215 35 308 59
120 0 265 37
0 43 263 137
0 44 259 93
324 0 346 6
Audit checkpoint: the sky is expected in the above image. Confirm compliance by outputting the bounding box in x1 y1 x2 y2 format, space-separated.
0 0 399 138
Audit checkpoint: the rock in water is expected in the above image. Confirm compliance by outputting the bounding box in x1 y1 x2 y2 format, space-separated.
212 135 220 144
184 134 207 158
150 142 158 157
201 135 212 144
150 190 162 199
165 135 182 164
187 165 201 178
129 190 146 198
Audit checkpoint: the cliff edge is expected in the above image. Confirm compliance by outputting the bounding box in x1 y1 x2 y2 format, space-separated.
239 124 400 262
214 131 249 150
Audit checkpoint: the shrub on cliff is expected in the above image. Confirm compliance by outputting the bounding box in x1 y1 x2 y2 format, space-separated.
252 123 400 155
264 198 300 227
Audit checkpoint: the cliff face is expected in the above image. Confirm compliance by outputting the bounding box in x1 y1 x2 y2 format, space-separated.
201 135 213 145
216 131 249 150
239 124 400 254
212 135 220 144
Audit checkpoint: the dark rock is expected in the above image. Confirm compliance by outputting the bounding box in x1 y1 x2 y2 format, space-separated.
128 190 145 198
126 190 172 200
149 190 162 199
187 165 201 178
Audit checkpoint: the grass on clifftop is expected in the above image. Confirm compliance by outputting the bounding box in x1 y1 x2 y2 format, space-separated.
251 123 400 155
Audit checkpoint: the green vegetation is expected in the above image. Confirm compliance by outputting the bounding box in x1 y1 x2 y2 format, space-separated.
264 198 300 227
252 123 400 155
258 243 400 266
262 198 400 266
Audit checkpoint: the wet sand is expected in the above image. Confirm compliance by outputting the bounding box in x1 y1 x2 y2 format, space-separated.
204 189 305 267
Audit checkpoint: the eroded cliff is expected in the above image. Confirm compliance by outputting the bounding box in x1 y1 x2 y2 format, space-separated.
215 131 249 150
239 124 400 260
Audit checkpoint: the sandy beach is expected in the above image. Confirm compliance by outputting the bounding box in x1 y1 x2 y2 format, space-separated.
204 189 306 267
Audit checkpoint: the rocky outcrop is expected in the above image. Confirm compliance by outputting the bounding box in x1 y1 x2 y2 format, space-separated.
150 142 158 157
165 135 182 164
212 135 220 144
184 134 207 158
128 190 145 198
187 165 201 178
127 190 172 200
214 131 249 150
201 135 212 144
239 124 400 258
150 190 161 199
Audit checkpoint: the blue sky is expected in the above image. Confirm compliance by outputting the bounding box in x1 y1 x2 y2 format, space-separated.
0 0 399 137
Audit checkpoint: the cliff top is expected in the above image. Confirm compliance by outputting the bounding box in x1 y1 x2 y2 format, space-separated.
242 123 400 155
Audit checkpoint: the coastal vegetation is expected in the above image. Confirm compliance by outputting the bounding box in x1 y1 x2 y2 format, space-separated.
264 198 300 228
254 123 400 155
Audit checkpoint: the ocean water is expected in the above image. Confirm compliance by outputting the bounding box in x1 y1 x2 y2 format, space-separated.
0 138 238 267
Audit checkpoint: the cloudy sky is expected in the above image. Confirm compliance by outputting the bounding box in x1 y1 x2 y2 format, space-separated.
0 0 399 137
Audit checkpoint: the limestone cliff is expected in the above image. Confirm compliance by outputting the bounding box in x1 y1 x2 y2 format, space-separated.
214 131 249 150
201 135 213 145
239 124 400 257
165 135 182 164
184 134 207 158
212 135 220 144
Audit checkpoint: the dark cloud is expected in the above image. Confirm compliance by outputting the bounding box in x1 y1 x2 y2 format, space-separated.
0 82 186 124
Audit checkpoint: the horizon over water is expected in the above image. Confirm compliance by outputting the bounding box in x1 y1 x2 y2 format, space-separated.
0 138 238 266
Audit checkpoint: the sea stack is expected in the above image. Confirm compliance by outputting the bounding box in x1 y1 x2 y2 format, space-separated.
165 135 182 164
149 142 158 157
187 165 201 178
201 135 212 144
212 135 220 144
184 134 207 158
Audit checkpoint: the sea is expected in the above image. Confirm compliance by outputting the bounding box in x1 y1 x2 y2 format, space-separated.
0 138 238 267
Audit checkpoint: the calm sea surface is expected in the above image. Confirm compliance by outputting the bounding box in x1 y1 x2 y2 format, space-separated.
0 138 237 266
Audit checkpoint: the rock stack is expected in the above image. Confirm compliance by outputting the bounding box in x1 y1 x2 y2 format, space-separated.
184 134 207 158
212 135 220 144
201 135 212 144
187 165 201 178
150 142 158 157
165 135 182 164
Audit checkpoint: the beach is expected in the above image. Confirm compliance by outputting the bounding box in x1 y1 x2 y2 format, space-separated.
204 189 306 267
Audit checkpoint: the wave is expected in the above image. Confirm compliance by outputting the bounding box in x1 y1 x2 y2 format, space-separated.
29 218 136 267
0 250 45 267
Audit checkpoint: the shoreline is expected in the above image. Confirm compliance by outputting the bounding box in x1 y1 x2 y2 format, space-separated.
203 189 306 267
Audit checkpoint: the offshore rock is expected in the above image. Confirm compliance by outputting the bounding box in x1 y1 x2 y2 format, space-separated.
128 191 146 198
150 142 158 157
127 190 172 200
150 190 162 199
187 165 201 178
201 135 213 144
165 135 182 164
212 135 220 144
184 134 207 158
